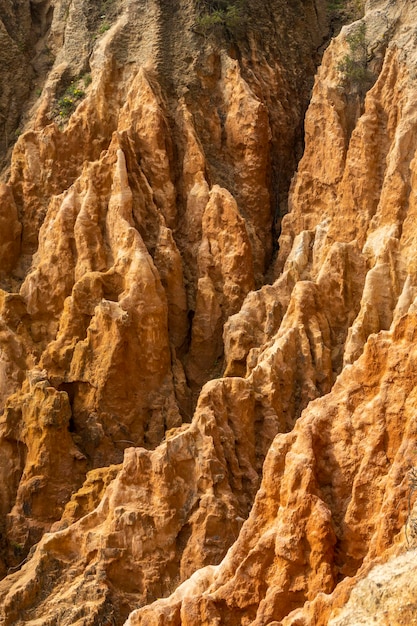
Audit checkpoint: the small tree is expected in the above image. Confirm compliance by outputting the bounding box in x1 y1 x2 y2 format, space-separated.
337 22 372 95
195 0 247 37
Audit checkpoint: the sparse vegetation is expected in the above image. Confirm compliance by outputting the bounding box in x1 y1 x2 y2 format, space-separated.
337 22 372 94
82 72 92 87
195 0 247 37
55 79 87 122
327 0 365 22
10 540 24 556
93 0 117 39
98 20 110 34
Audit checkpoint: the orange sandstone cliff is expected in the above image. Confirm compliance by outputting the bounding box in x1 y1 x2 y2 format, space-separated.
1 0 417 624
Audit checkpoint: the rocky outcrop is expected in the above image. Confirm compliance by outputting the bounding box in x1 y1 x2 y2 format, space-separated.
0 0 331 614
0 377 264 624
328 548 417 626
2 0 417 624
128 308 417 625
125 2 417 624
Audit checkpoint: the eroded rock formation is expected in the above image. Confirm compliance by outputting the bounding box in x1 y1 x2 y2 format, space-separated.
1 0 417 624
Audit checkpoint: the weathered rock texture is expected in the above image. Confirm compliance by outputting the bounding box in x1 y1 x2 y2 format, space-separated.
2 0 417 624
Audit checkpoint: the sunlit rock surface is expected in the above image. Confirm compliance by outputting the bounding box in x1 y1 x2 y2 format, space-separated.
1 0 417 624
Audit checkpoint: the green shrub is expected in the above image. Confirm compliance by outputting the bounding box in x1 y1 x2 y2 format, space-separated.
337 22 372 93
197 10 225 31
98 21 110 34
56 81 86 120
195 0 247 36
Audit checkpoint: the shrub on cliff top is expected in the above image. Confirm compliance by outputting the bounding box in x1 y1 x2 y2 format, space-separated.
337 22 372 94
195 0 247 37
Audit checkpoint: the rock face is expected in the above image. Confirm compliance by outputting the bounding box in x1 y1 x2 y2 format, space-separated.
1 0 417 624
328 548 417 626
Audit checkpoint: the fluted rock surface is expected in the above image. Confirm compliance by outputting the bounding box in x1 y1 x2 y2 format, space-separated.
2 0 417 624
0 0 330 619
124 1 417 624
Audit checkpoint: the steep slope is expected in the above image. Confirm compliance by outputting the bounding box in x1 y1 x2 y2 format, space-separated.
125 1 417 624
0 0 331 621
2 0 417 625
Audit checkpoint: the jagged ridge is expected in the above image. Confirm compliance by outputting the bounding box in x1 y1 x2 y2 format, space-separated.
2 0 417 625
